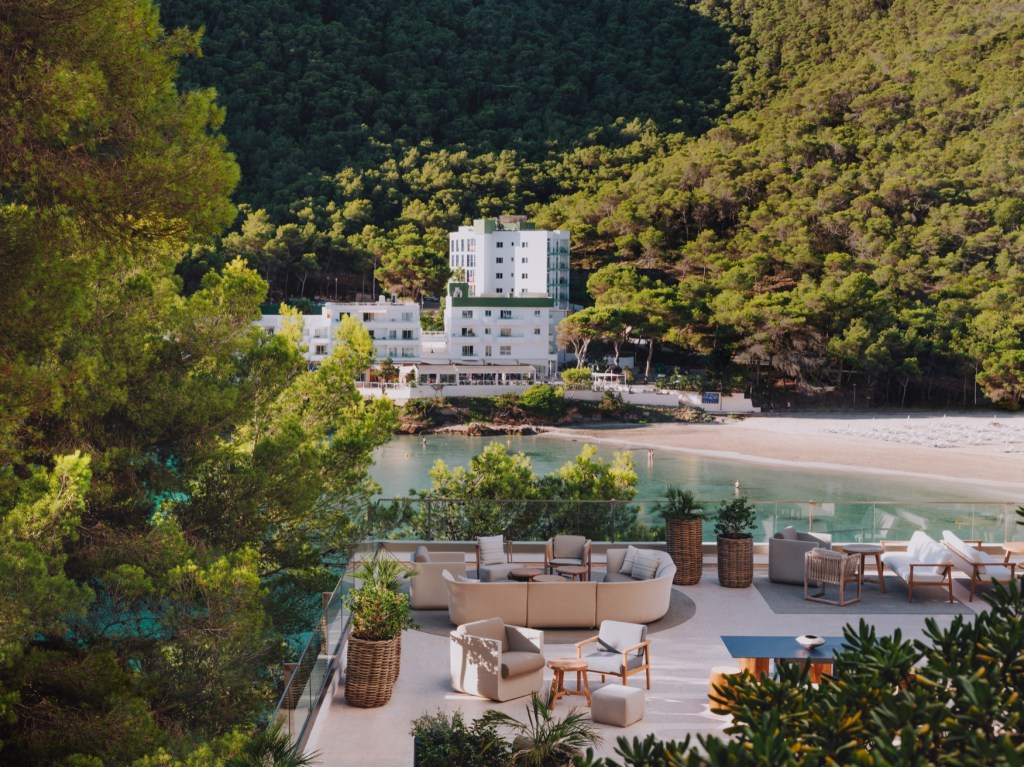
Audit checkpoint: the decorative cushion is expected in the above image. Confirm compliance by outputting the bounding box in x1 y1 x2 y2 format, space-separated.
463 617 509 652
597 619 646 656
500 650 545 679
942 530 990 575
478 535 506 566
630 552 659 580
413 545 431 563
619 545 641 574
553 535 587 560
777 526 799 541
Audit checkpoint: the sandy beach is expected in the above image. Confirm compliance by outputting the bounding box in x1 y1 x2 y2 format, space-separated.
544 413 1024 497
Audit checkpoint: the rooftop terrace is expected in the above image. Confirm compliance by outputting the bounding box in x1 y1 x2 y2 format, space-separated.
300 545 992 766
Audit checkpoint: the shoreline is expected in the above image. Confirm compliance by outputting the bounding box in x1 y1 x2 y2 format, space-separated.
539 413 1024 497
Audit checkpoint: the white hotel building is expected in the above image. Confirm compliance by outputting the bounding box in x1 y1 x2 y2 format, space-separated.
259 216 570 379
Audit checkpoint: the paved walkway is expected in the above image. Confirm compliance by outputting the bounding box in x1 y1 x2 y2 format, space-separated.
304 572 984 765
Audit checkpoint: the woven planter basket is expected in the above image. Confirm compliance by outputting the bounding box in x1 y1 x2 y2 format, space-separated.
345 635 402 708
717 536 753 588
666 518 703 585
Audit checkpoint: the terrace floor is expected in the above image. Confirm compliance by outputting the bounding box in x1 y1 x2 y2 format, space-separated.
303 560 988 766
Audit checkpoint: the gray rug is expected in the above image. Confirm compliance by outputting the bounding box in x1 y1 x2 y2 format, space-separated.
412 589 697 644
754 575 972 615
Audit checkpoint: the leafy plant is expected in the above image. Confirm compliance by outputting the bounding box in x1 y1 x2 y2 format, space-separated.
225 719 319 767
411 709 511 767
652 486 705 523
713 497 757 539
346 552 417 640
479 692 602 767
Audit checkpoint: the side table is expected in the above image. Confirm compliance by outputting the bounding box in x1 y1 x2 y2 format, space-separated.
842 543 886 593
547 658 591 708
556 565 589 581
509 567 543 582
1001 542 1024 564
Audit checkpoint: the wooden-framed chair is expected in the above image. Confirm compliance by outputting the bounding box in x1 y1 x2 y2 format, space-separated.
544 535 592 579
804 548 861 606
575 619 651 689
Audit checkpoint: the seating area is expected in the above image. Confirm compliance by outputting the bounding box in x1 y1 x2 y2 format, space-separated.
304 530 1020 766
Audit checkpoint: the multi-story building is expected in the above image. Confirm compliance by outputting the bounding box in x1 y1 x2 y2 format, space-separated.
258 297 421 364
448 215 570 310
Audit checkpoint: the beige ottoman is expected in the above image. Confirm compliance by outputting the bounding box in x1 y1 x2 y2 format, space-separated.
591 685 644 727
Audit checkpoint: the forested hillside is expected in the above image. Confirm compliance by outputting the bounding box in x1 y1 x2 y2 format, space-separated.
162 0 1024 408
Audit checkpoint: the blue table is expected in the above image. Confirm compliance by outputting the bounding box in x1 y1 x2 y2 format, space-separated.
721 635 847 680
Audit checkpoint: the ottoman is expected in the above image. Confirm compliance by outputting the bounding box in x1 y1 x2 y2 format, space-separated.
591 685 644 727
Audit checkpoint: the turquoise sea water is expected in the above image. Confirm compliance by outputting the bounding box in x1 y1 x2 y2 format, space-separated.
370 434 1021 542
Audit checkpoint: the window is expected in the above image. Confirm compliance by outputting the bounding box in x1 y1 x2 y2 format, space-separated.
534 328 541 335
496 257 503 264
401 312 413 322
362 313 373 322
485 346 492 357
500 310 512 319
500 328 512 337
484 328 491 335
314 344 328 356
521 273 528 279
401 330 414 340
521 258 528 263
534 310 541 317
500 346 512 356
521 241 528 247
496 273 504 279
496 241 504 248
467 254 475 267
462 345 475 356
388 330 397 340
484 310 492 317
496 288 503 293
461 310 473 319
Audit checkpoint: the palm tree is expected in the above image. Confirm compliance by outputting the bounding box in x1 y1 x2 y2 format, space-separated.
479 693 602 767
225 720 319 767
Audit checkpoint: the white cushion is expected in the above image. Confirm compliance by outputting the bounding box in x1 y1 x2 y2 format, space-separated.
478 535 506 566
777 526 799 540
942 530 991 575
630 552 659 580
619 544 640 574
907 531 934 561
919 544 954 577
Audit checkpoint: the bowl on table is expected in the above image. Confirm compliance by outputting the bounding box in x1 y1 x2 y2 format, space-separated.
796 634 825 649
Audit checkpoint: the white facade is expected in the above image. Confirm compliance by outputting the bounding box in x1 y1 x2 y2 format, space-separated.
448 216 570 310
258 297 421 364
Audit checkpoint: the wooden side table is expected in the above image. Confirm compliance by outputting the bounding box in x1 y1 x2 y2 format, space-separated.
547 658 591 708
1001 542 1024 564
842 543 886 593
556 565 589 581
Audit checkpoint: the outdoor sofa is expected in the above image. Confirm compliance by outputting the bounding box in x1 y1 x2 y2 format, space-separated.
880 530 955 602
941 530 1017 601
442 546 676 628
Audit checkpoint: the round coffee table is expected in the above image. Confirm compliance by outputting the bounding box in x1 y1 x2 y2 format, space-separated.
533 574 566 582
547 658 590 708
556 565 589 582
842 543 886 593
509 567 543 582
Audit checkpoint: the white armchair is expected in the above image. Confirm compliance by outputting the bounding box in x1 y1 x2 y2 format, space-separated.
449 617 545 702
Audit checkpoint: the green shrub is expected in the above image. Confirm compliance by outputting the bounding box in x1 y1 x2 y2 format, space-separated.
411 710 511 767
518 384 565 419
561 368 593 390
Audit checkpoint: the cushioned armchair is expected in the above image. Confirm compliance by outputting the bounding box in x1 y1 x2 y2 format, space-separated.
544 535 592 579
449 617 545 702
476 534 517 582
576 619 651 689
408 545 467 610
768 526 832 585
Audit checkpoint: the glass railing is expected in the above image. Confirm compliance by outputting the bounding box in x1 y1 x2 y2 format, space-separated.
272 541 376 750
369 498 1023 545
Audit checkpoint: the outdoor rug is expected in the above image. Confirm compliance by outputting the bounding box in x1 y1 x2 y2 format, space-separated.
754 575 972 615
411 588 697 644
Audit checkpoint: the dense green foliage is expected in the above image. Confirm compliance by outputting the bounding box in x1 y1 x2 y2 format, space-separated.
578 580 1024 766
405 443 639 541
157 0 732 211
411 709 512 767
0 1 394 763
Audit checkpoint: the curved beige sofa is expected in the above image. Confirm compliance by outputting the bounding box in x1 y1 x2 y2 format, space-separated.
442 547 676 628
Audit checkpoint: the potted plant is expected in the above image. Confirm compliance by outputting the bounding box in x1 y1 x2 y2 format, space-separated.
653 486 705 585
713 496 758 588
343 554 416 707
